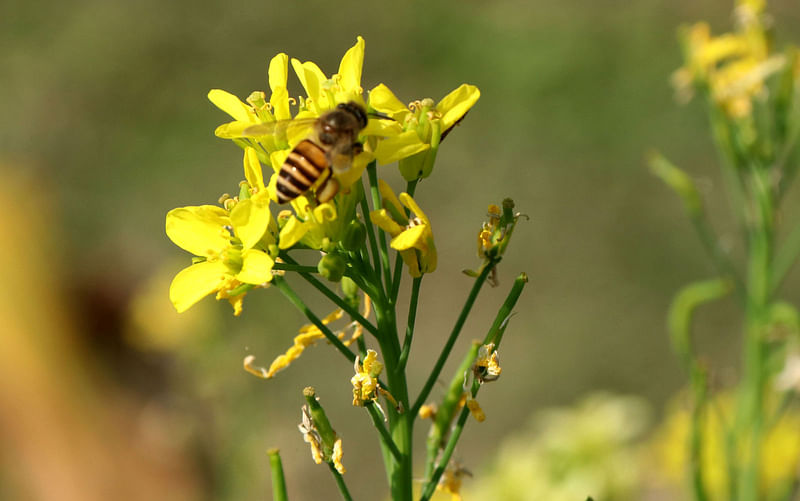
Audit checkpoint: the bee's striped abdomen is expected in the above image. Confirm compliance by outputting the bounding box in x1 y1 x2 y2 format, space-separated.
276 140 330 204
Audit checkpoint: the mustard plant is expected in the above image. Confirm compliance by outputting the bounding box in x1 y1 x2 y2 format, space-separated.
652 2 800 499
165 37 526 501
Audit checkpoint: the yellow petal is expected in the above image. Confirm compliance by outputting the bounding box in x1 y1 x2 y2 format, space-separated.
270 149 291 174
399 249 421 278
208 89 257 123
243 147 265 191
230 198 271 250
378 180 404 219
398 192 430 225
335 151 373 190
338 36 365 93
312 202 337 224
436 84 480 132
373 130 430 165
292 59 327 108
236 249 274 284
278 215 308 249
368 83 410 119
214 120 255 139
170 261 228 313
166 206 230 257
268 53 289 93
270 86 292 121
370 209 404 236
390 225 427 251
361 117 403 138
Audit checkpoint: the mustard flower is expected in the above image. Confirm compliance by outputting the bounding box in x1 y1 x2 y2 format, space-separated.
299 404 325 465
209 37 397 201
369 180 437 277
369 82 480 180
166 200 278 315
436 461 471 501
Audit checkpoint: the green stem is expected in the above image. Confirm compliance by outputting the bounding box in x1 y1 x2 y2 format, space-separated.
397 277 422 372
274 277 355 364
484 273 528 346
365 402 402 462
280 254 380 339
327 463 353 501
412 259 498 416
366 162 393 295
420 390 474 501
771 221 800 294
272 262 319 274
267 449 289 501
360 178 384 293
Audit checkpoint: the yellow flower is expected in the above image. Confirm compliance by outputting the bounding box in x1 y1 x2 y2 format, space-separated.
298 404 325 465
369 83 480 180
651 392 800 499
465 397 486 422
369 180 437 277
436 461 471 501
166 189 278 315
673 9 784 118
351 349 384 406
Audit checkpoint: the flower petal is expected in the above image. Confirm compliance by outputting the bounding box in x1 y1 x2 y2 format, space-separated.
243 147 265 191
399 192 430 225
214 120 255 139
373 130 430 165
237 249 274 284
370 209 404 236
368 84 411 120
436 84 480 131
166 206 230 257
208 89 257 123
335 151 373 190
170 261 228 313
278 215 308 249
270 86 292 121
390 224 427 251
268 53 289 93
230 198 270 250
292 59 327 109
338 36 365 93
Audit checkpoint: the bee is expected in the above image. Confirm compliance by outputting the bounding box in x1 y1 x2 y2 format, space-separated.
245 102 383 204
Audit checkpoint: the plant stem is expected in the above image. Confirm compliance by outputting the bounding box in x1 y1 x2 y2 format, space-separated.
366 403 402 462
280 253 380 339
327 463 353 501
361 178 384 293
397 277 422 372
420 394 472 501
272 262 319 274
267 449 289 501
412 259 498 416
771 221 800 294
367 162 393 295
390 180 419 303
273 277 356 364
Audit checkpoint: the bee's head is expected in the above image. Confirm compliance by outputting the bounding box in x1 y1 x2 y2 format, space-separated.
336 102 369 129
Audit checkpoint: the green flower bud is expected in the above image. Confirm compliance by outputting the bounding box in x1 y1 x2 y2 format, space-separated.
318 253 346 282
341 220 366 251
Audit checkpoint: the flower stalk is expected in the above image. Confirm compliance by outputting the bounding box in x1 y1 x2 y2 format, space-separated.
165 36 523 500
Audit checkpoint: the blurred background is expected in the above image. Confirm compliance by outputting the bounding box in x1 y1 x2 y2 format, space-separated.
2 0 799 499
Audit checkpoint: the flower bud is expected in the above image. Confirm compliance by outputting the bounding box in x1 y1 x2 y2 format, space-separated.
318 253 346 282
341 220 366 251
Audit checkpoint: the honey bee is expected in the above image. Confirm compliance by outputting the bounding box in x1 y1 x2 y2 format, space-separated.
245 102 384 204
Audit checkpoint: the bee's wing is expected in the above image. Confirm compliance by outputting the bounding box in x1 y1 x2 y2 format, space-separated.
243 118 317 142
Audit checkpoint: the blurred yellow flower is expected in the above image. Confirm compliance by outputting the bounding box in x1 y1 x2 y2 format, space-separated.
370 180 437 277
672 8 785 118
651 393 800 499
473 343 502 383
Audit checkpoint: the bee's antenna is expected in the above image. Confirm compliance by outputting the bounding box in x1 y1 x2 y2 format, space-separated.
368 111 394 121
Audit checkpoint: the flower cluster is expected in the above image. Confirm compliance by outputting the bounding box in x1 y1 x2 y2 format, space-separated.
671 0 787 118
167 37 479 314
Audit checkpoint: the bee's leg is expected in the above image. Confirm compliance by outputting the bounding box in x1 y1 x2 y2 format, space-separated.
316 173 340 203
351 142 363 155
